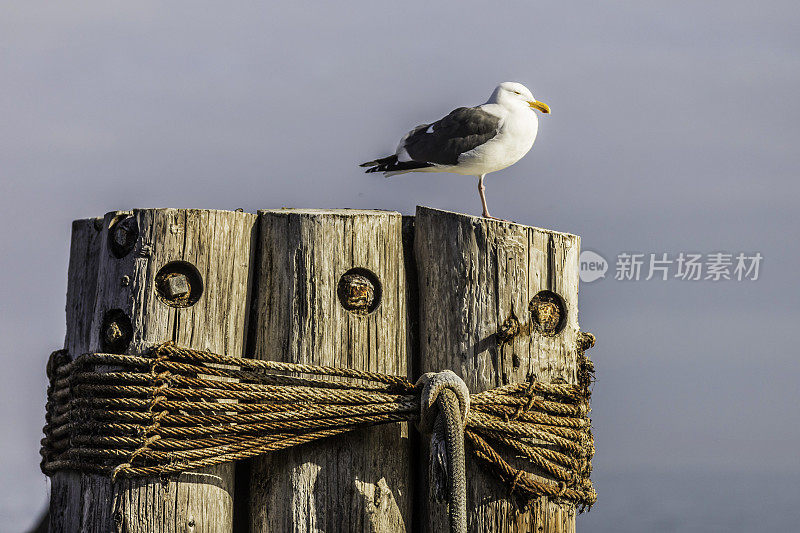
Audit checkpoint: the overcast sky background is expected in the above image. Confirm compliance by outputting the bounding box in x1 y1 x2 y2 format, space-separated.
2 2 799 531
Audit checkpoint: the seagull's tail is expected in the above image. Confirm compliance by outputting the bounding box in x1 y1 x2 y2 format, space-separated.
360 155 432 176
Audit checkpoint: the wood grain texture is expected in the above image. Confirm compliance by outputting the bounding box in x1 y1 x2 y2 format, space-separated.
49 209 256 533
248 209 412 533
49 218 104 531
414 206 581 533
63 218 104 356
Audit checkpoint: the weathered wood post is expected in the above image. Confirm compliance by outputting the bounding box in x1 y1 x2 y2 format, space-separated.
49 209 256 532
247 209 412 532
414 206 582 532
48 205 590 532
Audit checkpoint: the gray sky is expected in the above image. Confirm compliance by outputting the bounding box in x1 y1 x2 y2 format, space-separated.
2 1 799 531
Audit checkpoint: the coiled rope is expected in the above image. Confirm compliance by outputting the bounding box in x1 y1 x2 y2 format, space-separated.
42 338 596 532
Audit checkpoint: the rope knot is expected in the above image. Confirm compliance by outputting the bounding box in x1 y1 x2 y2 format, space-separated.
415 370 470 434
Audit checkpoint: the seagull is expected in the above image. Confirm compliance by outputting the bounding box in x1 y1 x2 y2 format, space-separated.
360 82 550 219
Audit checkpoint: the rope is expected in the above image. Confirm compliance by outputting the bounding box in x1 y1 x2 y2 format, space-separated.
416 371 471 533
41 340 596 527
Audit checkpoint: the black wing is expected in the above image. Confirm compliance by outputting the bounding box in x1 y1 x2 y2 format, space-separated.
403 107 500 165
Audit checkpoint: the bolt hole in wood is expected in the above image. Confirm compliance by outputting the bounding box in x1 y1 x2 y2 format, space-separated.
529 290 567 336
107 214 138 258
337 267 382 315
155 261 204 308
100 309 133 353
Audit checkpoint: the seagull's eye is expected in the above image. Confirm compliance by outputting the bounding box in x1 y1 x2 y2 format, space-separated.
513 91 521 95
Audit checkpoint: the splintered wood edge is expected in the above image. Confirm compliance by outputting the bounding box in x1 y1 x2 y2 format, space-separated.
416 205 579 239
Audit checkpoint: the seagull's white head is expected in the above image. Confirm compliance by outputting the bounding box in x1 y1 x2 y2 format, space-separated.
489 82 551 114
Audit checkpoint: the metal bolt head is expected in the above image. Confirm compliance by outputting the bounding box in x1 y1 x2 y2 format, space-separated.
104 321 124 345
339 273 375 312
163 273 190 299
529 291 566 336
337 268 382 315
100 309 133 353
155 261 203 308
113 226 128 247
532 301 561 332
108 215 139 258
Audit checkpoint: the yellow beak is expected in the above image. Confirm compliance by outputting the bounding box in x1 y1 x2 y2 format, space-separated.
528 100 551 114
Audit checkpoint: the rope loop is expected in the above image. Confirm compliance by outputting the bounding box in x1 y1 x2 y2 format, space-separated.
415 370 470 434
415 371 471 533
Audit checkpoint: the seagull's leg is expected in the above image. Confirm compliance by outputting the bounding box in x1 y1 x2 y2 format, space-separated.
477 174 492 218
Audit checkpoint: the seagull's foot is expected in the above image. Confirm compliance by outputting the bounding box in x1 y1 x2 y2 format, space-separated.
481 211 509 221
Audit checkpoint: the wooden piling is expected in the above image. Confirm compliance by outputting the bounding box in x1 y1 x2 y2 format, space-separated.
48 205 589 532
414 206 582 533
49 217 104 530
247 209 412 532
49 209 256 532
